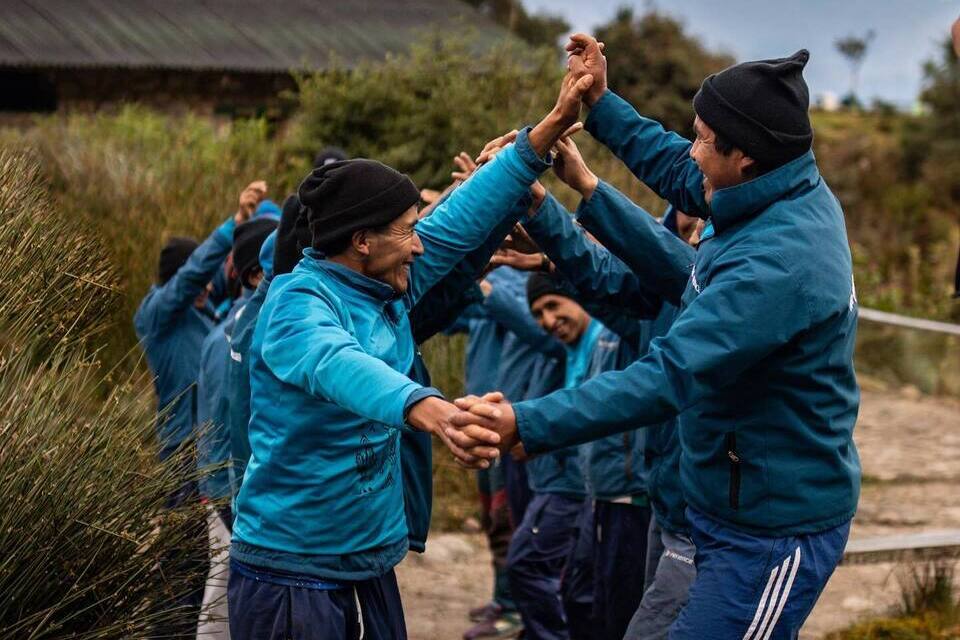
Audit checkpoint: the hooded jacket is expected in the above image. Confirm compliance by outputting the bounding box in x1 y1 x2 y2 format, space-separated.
513 91 861 537
231 129 551 580
134 217 235 456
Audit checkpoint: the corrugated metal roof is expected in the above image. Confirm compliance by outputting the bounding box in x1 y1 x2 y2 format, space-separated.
0 0 510 72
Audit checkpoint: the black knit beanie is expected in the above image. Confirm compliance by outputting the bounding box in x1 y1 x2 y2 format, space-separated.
313 146 348 169
693 49 813 169
233 218 278 287
526 271 569 307
299 159 420 253
158 236 198 284
274 194 313 275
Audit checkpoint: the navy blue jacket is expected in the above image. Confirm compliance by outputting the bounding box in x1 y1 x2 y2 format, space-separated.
514 91 861 537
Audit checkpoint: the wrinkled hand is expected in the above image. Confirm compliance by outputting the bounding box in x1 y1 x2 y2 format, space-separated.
488 248 550 273
475 130 519 166
565 34 607 107
407 395 502 468
553 136 599 200
447 396 521 455
236 180 268 224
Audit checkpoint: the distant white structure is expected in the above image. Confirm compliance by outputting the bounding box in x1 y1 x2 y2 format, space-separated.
817 91 840 111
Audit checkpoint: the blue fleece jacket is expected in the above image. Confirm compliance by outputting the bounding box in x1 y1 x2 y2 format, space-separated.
513 91 861 537
197 294 247 500
232 129 552 580
134 217 235 456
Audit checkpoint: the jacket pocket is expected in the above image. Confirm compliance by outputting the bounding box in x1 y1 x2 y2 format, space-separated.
725 432 741 510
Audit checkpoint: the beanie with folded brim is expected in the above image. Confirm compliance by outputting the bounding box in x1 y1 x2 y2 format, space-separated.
693 49 813 169
158 237 199 284
233 217 278 287
298 159 420 253
526 271 571 308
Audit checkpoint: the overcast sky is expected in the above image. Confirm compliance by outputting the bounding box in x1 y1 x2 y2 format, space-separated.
521 0 959 106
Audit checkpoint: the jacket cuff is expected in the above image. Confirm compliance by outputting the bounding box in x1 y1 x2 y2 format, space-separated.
584 90 618 139
513 401 546 455
574 179 611 223
403 386 445 421
513 127 553 176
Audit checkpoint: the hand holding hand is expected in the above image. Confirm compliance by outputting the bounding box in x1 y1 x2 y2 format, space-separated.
446 396 521 455
407 395 502 468
503 223 541 255
553 136 599 200
565 34 607 107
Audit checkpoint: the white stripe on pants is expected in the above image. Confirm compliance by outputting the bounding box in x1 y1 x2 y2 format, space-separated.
197 506 231 639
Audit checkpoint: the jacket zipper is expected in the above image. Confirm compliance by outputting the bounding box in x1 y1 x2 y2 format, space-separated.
725 432 741 510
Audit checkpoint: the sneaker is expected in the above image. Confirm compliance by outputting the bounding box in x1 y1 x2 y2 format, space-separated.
463 611 523 639
468 601 502 622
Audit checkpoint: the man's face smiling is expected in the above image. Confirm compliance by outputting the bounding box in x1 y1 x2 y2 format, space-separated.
530 294 590 345
689 116 751 204
364 205 423 293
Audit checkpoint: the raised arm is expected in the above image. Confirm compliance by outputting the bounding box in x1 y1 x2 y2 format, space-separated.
524 191 662 318
408 71 598 303
577 182 695 306
564 34 708 217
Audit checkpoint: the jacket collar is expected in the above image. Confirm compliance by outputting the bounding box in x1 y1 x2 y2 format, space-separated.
708 150 819 234
301 248 399 303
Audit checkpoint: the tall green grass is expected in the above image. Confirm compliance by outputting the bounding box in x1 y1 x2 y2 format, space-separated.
0 152 209 636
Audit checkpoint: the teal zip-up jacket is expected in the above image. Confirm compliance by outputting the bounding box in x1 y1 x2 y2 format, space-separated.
513 92 861 537
197 294 248 500
226 231 277 501
226 219 508 554
232 130 551 580
134 217 235 456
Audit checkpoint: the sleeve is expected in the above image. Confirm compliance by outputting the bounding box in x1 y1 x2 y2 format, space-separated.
585 90 709 218
524 192 662 318
260 285 431 429
483 279 565 359
408 127 551 304
151 218 235 332
576 181 696 306
513 246 811 454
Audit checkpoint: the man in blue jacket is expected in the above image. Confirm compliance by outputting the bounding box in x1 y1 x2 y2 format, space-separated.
450 40 861 639
134 180 266 637
228 72 596 639
195 216 276 639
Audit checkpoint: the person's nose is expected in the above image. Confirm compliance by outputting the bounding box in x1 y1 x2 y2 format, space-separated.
411 231 424 256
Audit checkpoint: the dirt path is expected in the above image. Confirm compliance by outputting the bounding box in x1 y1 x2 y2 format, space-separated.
397 388 960 640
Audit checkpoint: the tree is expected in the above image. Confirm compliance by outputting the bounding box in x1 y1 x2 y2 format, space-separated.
462 0 569 49
835 30 876 106
594 8 735 138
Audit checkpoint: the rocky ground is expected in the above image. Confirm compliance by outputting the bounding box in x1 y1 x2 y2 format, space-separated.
397 387 960 640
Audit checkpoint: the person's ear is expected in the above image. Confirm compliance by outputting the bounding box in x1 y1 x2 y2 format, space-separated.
351 229 372 257
738 154 757 179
